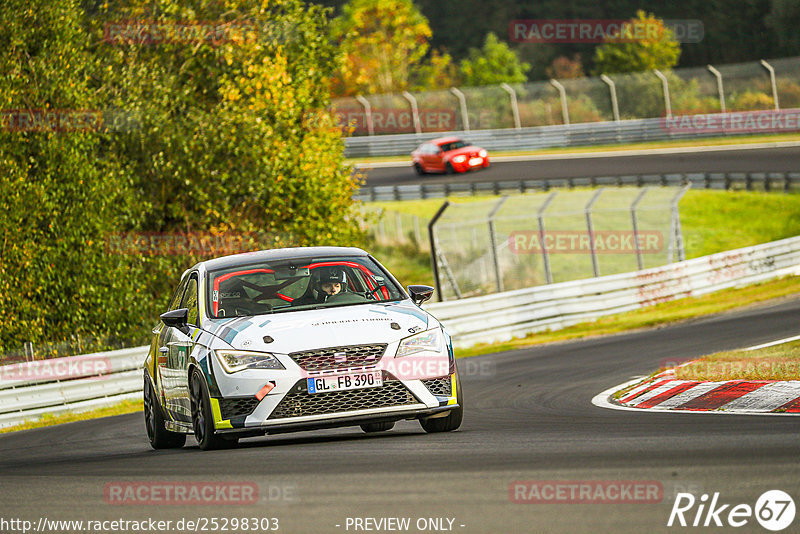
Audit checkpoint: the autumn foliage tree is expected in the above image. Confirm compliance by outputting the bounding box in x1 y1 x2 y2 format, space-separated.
0 0 364 352
331 0 434 96
592 11 680 74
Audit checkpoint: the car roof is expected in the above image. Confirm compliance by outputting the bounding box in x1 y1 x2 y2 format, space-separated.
190 246 370 273
431 136 464 145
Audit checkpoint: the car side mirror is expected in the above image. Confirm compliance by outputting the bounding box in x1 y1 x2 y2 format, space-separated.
407 285 434 305
161 308 188 328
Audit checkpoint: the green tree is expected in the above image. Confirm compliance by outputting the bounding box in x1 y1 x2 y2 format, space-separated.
92 0 361 245
331 0 433 96
459 32 531 86
592 11 680 75
0 0 365 352
0 0 136 350
766 0 800 55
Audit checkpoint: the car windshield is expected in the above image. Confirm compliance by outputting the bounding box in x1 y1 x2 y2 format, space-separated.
206 256 405 318
438 140 467 152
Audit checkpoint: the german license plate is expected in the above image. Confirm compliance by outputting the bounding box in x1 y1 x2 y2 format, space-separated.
307 371 382 394
469 157 483 166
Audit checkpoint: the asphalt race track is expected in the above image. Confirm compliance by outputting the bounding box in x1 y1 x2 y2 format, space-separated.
1 298 799 533
363 145 800 188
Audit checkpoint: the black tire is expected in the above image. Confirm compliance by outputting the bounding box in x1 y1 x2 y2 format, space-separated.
445 162 455 174
190 369 238 451
144 376 186 449
420 372 463 433
414 163 426 175
360 421 395 433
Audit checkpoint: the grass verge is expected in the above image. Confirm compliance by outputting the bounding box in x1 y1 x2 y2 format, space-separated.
370 190 800 262
674 340 800 381
0 399 143 434
456 274 800 359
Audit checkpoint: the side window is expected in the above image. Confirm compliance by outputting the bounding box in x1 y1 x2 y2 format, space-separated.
181 276 199 326
167 276 189 312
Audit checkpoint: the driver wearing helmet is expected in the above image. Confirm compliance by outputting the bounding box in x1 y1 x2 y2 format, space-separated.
317 267 347 300
293 266 348 306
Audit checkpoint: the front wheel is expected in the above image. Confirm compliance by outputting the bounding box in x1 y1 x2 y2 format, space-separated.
420 373 463 433
445 162 455 174
360 421 395 433
144 376 186 449
190 369 238 450
414 162 426 175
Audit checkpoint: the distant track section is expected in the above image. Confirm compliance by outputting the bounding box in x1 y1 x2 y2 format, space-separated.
361 145 800 189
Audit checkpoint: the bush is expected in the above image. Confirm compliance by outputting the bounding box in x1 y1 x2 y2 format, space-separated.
0 0 363 355
729 91 775 111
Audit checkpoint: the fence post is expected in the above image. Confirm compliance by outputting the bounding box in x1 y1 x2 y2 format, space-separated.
500 83 522 129
428 201 450 302
585 188 605 277
630 187 650 271
413 215 422 247
450 87 470 132
395 211 404 241
653 69 672 118
538 192 558 284
600 75 620 122
488 196 508 293
707 65 726 113
402 91 422 135
667 184 691 262
760 60 780 110
355 95 374 136
550 79 570 125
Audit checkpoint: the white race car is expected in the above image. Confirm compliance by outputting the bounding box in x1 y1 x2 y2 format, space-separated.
143 247 462 450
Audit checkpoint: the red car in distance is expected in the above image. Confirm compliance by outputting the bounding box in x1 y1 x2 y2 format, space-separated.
411 136 490 175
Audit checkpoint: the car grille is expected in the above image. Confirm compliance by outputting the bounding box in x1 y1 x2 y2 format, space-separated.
422 377 452 397
268 380 419 420
219 397 261 419
288 344 387 372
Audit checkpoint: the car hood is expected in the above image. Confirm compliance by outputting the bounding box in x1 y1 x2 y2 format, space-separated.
445 146 482 157
203 300 432 354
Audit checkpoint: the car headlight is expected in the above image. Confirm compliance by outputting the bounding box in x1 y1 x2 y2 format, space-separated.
214 350 285 373
452 155 466 164
478 149 488 158
396 328 442 357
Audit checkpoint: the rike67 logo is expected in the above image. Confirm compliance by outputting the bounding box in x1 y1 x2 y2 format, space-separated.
668 490 795 531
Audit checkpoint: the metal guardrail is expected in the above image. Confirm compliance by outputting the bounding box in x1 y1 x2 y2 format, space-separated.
424 235 800 349
0 346 146 428
356 171 800 201
344 113 800 158
3 234 799 426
